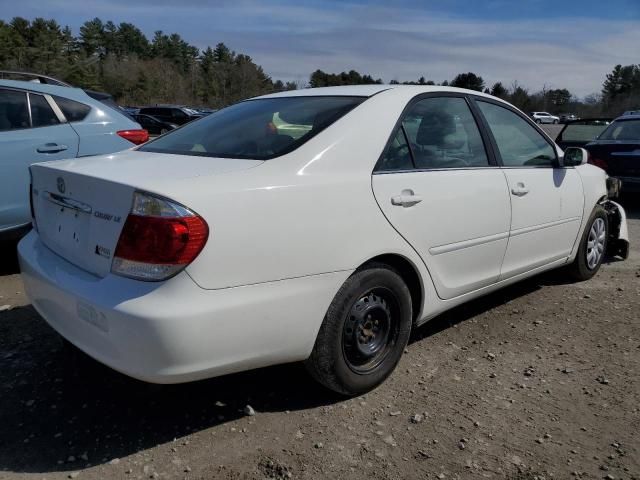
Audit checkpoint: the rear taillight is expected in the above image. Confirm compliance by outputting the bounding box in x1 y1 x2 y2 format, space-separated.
111 192 208 281
588 154 608 171
117 129 149 145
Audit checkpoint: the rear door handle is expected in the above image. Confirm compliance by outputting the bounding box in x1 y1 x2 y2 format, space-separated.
37 143 68 154
511 182 529 196
391 189 422 207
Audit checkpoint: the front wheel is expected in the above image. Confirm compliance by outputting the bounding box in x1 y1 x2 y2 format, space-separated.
305 264 412 396
566 206 608 281
553 119 558 124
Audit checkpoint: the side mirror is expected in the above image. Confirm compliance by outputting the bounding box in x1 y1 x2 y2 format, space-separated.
563 147 589 167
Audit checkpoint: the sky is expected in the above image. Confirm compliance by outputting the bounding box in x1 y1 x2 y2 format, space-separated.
1 0 639 97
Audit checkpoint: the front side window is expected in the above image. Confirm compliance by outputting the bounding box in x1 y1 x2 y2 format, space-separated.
0 89 29 131
140 96 365 160
477 101 556 167
598 119 640 141
30 93 60 128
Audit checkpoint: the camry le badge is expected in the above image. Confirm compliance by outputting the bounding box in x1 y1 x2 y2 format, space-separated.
57 177 65 194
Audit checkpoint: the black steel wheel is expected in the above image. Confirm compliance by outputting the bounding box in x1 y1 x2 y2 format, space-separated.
305 263 412 396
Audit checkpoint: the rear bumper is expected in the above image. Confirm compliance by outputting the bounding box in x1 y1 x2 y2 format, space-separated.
18 231 347 383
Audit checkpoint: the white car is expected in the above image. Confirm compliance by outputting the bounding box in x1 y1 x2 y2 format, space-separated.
18 85 629 396
531 111 560 124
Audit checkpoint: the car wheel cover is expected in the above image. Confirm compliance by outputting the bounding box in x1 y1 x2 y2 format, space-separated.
342 287 400 374
586 217 606 270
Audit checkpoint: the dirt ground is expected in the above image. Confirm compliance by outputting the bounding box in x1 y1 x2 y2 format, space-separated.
1 193 638 480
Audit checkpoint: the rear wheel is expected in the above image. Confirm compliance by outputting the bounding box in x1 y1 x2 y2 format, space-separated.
566 206 608 281
305 264 412 396
535 119 542 124
160 128 168 135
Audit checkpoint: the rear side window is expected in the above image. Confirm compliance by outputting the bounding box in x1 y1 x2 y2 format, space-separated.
0 88 29 131
29 93 60 127
477 101 556 167
53 96 91 122
402 96 489 169
598 119 640 141
140 96 365 160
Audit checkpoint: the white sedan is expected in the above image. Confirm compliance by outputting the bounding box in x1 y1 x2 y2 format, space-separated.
18 85 629 395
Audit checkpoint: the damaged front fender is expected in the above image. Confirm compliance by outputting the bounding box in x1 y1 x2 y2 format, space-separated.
602 200 630 260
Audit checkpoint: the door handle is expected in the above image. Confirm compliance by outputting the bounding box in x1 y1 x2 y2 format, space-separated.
391 189 422 207
37 143 68 154
511 182 529 196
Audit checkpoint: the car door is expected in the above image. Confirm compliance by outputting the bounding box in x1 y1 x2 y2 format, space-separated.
372 95 511 300
0 88 79 232
474 99 583 279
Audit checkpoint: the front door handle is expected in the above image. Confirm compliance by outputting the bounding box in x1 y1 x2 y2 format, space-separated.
511 182 529 196
37 143 68 154
391 189 422 207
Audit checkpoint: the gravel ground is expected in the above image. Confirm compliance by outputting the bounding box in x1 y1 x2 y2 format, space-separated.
0 195 638 480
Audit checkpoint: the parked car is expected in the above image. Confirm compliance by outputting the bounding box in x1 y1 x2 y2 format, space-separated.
559 113 578 123
584 113 640 193
622 109 640 116
555 118 612 150
193 107 217 115
121 106 140 116
19 85 629 395
138 105 204 125
0 72 148 239
530 111 560 124
133 113 178 135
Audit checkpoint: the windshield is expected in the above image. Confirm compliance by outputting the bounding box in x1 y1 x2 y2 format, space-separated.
139 96 365 160
598 119 640 141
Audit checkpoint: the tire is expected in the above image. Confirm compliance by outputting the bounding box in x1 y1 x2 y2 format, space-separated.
305 263 413 396
553 120 558 124
566 205 608 281
160 128 168 135
535 119 542 124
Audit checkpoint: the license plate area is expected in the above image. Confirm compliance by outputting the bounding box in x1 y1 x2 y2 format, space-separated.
40 191 92 257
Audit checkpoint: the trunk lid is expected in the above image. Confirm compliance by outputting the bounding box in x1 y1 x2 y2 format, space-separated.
30 150 263 277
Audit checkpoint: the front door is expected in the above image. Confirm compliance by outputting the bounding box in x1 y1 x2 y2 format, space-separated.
372 95 511 300
474 100 583 279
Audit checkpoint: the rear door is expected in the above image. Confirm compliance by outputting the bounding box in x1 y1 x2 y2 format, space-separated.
0 88 79 232
372 94 511 300
474 99 583 279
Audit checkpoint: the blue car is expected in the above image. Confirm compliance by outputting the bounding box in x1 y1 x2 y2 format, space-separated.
0 74 148 238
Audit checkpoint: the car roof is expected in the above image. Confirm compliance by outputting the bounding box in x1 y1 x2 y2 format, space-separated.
254 84 504 101
0 78 92 102
614 113 640 121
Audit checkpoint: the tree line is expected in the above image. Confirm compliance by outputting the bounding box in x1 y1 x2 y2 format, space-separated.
0 16 638 117
0 17 296 107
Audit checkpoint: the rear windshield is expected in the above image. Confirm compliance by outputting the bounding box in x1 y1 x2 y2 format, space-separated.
139 96 365 159
598 119 640 141
561 121 610 142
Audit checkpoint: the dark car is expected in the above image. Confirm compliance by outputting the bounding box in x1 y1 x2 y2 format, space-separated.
555 118 612 150
133 113 178 135
584 114 640 193
559 113 578 123
137 105 203 126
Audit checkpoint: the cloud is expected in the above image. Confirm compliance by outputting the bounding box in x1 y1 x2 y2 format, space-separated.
4 0 639 96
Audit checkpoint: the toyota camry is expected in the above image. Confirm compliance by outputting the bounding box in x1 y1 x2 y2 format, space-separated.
19 85 629 395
